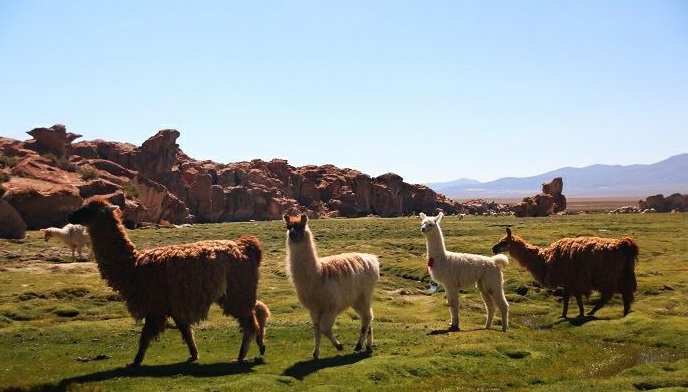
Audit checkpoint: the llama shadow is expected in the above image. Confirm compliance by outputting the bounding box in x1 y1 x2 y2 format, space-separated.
53 359 262 391
557 315 604 326
283 351 372 380
428 326 486 335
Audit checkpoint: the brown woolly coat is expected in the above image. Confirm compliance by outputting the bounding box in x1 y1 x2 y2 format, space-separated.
503 235 638 297
75 198 262 326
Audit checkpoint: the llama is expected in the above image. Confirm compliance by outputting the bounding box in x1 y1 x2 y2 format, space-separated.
284 213 380 359
420 212 509 332
67 198 267 366
40 223 92 261
491 228 638 318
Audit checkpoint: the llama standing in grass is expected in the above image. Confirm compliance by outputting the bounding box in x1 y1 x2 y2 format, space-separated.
492 228 638 318
284 213 379 359
40 223 91 261
420 212 509 332
68 198 268 367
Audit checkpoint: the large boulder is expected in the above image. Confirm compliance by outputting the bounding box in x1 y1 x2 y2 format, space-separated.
0 199 26 239
3 178 82 229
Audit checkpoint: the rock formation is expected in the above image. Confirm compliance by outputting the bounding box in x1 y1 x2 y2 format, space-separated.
513 177 567 217
638 193 687 212
0 125 464 236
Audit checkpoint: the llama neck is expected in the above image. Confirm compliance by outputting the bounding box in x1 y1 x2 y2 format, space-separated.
424 227 447 260
87 219 138 292
286 229 320 279
508 237 548 284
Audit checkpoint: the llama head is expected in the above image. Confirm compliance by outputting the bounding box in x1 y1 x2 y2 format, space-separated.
283 213 309 243
492 227 514 254
40 229 51 241
68 198 121 227
420 212 444 234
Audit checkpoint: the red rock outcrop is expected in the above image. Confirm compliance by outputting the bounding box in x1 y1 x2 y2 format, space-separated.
513 177 567 217
0 125 464 235
638 193 688 212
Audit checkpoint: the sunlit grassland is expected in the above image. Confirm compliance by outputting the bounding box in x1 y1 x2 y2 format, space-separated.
1 212 687 391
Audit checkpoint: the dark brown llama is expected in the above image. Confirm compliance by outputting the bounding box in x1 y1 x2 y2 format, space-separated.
68 198 268 367
492 228 638 318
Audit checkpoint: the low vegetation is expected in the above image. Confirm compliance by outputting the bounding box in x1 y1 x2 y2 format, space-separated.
0 212 687 391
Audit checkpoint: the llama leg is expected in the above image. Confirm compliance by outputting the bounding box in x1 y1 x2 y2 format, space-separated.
561 290 571 318
129 314 166 367
309 310 322 359
236 312 259 362
319 311 344 353
255 308 267 356
445 287 460 331
353 304 373 352
622 291 634 316
478 282 496 329
574 295 585 318
172 317 199 362
365 307 374 352
494 291 510 332
588 292 613 316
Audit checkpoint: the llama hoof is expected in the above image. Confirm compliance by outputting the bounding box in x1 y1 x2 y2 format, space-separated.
335 343 344 351
187 355 199 363
126 361 141 368
448 325 459 332
259 345 266 356
354 343 363 352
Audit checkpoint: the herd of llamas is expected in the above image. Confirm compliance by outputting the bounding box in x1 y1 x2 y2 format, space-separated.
38 198 637 367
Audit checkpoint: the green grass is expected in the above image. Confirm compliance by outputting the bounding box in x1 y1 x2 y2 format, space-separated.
1 213 687 391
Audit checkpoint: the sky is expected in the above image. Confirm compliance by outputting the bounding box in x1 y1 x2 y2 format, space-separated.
0 1 686 184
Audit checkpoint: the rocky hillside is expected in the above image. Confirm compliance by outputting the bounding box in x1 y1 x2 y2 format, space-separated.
0 125 463 236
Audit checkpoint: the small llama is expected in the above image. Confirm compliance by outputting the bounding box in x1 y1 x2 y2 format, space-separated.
284 213 380 359
420 212 509 332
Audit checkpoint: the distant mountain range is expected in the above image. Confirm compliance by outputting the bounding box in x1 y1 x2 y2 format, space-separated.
427 154 688 200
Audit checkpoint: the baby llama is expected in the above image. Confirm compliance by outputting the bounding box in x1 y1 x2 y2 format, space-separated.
40 223 91 261
492 228 638 318
68 198 268 367
420 212 509 332
284 213 380 359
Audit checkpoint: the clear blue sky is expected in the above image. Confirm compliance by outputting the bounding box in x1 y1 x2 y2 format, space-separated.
1 1 686 184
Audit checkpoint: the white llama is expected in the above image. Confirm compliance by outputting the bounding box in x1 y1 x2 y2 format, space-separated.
40 223 92 261
420 212 509 332
284 213 380 359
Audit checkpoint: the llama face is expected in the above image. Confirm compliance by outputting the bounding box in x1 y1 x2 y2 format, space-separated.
42 230 52 241
284 214 308 243
420 212 443 234
492 228 513 254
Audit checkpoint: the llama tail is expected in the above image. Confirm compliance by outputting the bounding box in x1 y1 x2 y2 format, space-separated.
237 235 263 266
492 254 509 270
254 300 271 326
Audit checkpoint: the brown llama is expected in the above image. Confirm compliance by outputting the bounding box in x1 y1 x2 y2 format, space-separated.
68 198 268 367
492 228 638 318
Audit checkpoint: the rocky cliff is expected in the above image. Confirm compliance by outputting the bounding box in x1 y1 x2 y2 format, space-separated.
0 125 462 234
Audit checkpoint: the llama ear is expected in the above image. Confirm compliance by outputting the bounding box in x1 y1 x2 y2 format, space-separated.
419 213 426 219
506 227 512 237
283 214 290 223
436 212 444 222
300 214 308 224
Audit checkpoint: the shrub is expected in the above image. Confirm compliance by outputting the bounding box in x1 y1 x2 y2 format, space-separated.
79 167 99 181
0 155 18 168
123 181 139 198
